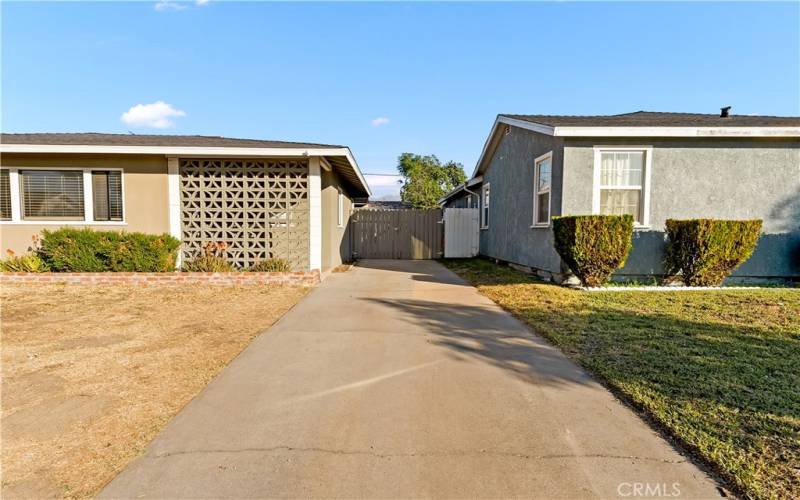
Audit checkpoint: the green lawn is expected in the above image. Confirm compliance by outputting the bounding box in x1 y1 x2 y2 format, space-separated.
442 258 799 500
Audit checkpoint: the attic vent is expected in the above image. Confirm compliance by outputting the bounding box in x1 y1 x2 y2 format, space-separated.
504 125 511 135
720 106 731 118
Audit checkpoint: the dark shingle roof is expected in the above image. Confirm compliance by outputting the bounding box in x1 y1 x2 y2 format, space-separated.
501 111 800 128
0 132 343 149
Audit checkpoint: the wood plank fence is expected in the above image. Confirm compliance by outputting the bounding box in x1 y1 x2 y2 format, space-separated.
351 209 444 260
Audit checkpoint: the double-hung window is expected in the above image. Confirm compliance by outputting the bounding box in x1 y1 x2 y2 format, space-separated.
1 168 125 223
594 147 651 226
480 183 490 228
532 152 552 226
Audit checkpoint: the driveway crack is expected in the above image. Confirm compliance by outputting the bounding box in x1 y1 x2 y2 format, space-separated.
152 446 686 464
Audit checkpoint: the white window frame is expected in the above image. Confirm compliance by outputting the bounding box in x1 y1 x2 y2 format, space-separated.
0 166 126 225
337 188 345 228
592 146 652 228
531 151 553 228
480 182 490 229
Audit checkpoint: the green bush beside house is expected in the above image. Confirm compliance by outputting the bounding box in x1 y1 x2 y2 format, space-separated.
552 215 634 287
0 228 181 273
664 219 762 286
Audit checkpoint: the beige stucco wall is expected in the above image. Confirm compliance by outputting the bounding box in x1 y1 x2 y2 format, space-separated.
321 167 353 270
0 154 170 254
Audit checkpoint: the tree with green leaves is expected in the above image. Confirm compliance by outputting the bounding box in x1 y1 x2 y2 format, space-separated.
397 153 467 209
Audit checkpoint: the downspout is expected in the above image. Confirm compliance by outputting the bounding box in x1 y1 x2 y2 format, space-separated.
463 185 479 207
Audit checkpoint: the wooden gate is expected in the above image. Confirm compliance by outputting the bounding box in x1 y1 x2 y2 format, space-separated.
351 209 443 259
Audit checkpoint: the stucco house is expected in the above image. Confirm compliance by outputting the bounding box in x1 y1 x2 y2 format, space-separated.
0 133 371 272
441 111 800 282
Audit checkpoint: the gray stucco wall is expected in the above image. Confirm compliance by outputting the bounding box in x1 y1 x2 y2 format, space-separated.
562 138 800 279
478 126 565 273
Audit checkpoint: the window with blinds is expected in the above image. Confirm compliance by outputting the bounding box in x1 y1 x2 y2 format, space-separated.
20 170 85 220
0 169 11 220
92 170 123 221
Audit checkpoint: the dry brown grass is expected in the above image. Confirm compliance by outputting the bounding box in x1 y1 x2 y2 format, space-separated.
1 283 309 499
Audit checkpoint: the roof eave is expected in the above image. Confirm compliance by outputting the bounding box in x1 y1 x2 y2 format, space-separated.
471 115 800 177
496 115 800 138
0 143 372 197
438 175 483 205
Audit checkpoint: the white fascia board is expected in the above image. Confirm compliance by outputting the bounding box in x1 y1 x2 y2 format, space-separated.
0 143 373 197
341 147 372 197
495 116 800 138
470 115 799 178
0 143 351 157
497 116 556 136
471 116 557 178
553 126 800 137
470 117 504 179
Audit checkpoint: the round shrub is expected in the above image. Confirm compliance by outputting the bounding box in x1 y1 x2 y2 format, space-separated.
552 215 634 287
665 219 762 286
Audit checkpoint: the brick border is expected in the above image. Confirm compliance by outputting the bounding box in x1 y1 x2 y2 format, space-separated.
0 271 320 286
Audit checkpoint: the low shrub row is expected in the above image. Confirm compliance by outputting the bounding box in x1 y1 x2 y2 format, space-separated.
552 216 762 287
0 229 294 273
39 228 181 272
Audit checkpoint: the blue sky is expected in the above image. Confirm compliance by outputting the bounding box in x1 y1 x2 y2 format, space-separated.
2 1 798 199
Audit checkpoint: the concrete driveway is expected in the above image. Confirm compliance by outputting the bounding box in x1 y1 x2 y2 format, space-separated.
101 260 722 499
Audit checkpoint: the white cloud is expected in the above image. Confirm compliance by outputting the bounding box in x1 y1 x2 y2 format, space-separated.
365 174 403 187
121 101 186 128
196 0 210 5
154 0 187 11
371 117 390 127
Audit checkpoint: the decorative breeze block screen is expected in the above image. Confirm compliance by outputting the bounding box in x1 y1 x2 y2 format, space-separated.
180 159 310 270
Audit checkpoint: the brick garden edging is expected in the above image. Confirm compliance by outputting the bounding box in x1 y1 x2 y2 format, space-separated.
0 271 320 286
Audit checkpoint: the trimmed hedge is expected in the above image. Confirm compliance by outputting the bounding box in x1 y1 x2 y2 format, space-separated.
665 219 762 286
39 228 181 272
552 215 634 287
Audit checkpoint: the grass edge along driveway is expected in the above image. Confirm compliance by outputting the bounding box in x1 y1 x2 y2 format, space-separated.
442 258 799 500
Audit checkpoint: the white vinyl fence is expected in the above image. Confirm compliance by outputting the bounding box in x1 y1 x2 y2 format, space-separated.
443 208 480 258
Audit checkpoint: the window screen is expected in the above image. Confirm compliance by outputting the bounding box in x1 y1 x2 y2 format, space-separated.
0 169 11 220
92 171 123 221
21 170 85 220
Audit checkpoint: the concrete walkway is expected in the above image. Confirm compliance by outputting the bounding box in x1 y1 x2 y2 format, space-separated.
101 260 721 499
